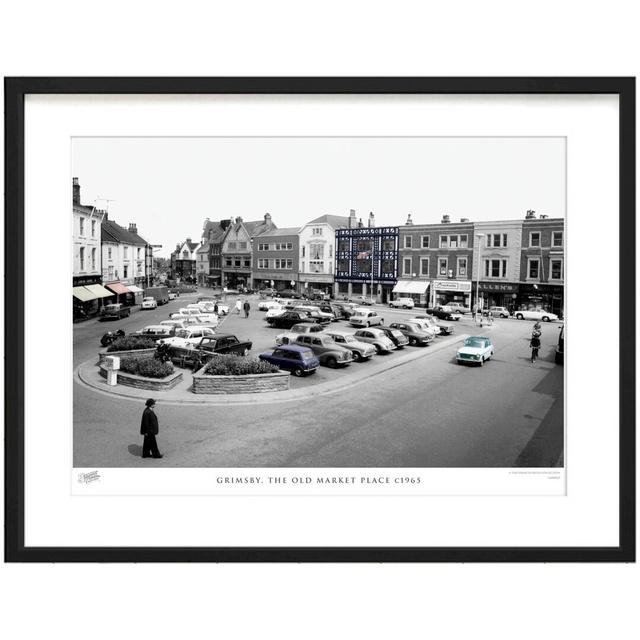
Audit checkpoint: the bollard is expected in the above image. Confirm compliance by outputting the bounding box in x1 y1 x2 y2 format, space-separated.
104 355 120 386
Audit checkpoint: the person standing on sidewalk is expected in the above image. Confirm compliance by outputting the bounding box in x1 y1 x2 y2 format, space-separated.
243 299 251 318
234 298 242 315
140 398 163 459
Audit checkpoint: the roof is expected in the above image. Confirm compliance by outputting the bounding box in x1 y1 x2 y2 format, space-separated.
271 344 313 353
307 214 350 229
101 219 147 246
259 227 299 238
196 241 210 253
244 219 277 237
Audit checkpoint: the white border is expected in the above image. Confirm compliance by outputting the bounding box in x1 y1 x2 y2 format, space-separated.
24 94 619 547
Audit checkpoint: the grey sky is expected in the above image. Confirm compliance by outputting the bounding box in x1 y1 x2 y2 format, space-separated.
72 137 565 258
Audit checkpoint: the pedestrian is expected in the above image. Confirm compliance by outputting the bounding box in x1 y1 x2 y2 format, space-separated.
235 299 242 315
487 309 494 325
140 398 163 459
213 301 219 315
243 299 251 318
530 332 541 363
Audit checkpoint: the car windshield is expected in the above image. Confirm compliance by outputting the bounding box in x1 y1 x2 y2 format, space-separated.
463 338 486 348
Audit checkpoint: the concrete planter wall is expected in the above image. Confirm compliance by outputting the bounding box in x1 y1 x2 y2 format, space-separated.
192 368 290 394
99 363 183 390
98 347 156 364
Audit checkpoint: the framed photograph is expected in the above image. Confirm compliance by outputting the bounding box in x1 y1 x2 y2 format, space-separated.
5 77 635 562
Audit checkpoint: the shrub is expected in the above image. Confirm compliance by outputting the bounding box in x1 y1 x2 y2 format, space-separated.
203 354 279 376
107 335 156 352
120 356 174 378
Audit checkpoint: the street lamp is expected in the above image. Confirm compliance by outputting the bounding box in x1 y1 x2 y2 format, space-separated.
475 233 485 318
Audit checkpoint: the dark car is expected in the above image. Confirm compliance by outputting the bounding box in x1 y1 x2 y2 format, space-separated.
278 289 303 299
332 302 358 319
426 307 456 321
266 310 319 329
555 325 564 364
258 344 320 376
378 326 410 348
388 321 434 346
169 334 253 368
99 303 131 321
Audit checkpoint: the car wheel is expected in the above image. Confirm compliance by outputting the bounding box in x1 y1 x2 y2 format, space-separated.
409 337 416 346
326 356 338 368
352 351 363 362
365 322 370 327
516 313 524 320
292 366 304 377
479 357 484 367
374 344 382 354
542 316 550 322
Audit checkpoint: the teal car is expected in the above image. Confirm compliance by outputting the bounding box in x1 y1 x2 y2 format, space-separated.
456 336 494 366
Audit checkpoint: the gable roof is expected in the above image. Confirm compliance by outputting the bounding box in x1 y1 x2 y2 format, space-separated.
307 214 350 229
101 219 147 246
196 240 210 254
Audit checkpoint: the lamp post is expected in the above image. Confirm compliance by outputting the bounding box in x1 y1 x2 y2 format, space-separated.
475 233 485 319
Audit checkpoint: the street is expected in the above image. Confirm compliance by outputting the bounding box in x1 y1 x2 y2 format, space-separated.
74 290 564 468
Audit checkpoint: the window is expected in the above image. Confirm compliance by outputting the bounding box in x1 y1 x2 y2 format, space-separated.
338 259 349 272
275 259 293 269
79 217 85 236
258 258 269 269
91 248 96 270
228 242 236 250
382 238 395 251
243 258 251 268
302 246 305 257
459 235 468 248
108 247 112 260
301 261 305 272
225 258 232 267
123 265 128 278
552 231 563 247
528 258 540 279
403 258 412 276
438 257 448 276
550 259 563 280
239 242 247 250
486 233 508 248
421 235 430 248
258 243 269 251
484 259 508 278
274 242 293 251
404 235 412 249
312 227 323 236
79 247 85 270
529 232 540 247
338 240 350 252
448 236 458 248
137 247 141 259
124 246 129 259
381 259 395 274
91 220 96 237
329 245 333 258
420 257 429 276
310 244 324 260
456 257 467 276
234 258 241 267
439 235 448 248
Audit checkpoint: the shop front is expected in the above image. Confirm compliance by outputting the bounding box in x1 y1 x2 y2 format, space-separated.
391 280 429 306
72 278 114 320
476 282 519 311
105 281 134 305
430 279 472 308
518 283 564 316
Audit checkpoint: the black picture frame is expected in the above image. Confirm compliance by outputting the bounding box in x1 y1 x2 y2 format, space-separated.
4 77 635 563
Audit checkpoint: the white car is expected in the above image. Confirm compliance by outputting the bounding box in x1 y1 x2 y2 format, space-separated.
349 308 384 327
322 330 377 361
258 299 283 311
275 323 325 345
389 297 415 309
265 306 285 319
489 306 511 318
168 292 178 300
160 319 190 330
141 296 157 309
456 336 494 366
159 327 216 348
514 308 559 322
178 308 202 317
406 317 438 338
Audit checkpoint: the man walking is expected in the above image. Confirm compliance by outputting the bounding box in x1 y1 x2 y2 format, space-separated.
140 398 163 459
243 299 251 318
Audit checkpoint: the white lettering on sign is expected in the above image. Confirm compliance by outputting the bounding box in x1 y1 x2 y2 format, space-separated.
433 280 472 292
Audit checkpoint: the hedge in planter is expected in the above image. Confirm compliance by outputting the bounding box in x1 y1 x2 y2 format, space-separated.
120 356 174 379
107 335 156 352
203 354 279 376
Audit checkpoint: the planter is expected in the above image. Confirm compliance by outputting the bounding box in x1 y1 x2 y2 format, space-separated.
192 367 290 394
99 363 183 390
98 347 156 364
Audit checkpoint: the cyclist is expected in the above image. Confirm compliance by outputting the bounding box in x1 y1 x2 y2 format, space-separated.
530 331 541 363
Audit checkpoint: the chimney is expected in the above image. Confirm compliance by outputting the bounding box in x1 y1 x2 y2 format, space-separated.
405 213 413 226
525 209 536 219
539 214 548 219
264 212 271 222
72 177 80 205
186 237 192 244
236 216 243 224
368 211 375 228
460 218 469 223
349 208 357 228
221 218 232 230
358 218 364 228
128 223 138 234
441 214 451 224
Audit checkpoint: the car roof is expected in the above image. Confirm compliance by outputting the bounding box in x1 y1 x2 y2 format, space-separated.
273 344 313 353
143 325 169 330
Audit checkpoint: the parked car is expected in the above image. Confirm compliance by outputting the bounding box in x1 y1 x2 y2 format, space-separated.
489 306 511 318
132 325 175 341
308 288 330 301
405 317 438 338
412 314 454 335
267 310 320 329
258 299 283 311
295 305 333 324
315 303 341 321
349 308 384 327
321 329 377 361
99 303 131 321
169 334 253 368
292 334 354 368
159 326 216 348
168 292 178 301
278 289 303 299
555 325 564 364
178 308 202 317
514 308 559 322
265 305 285 319
456 336 494 366
258 344 320 376
141 296 157 310
353 328 396 354
160 319 190 330
377 326 410 348
388 321 434 346
350 295 374 306
445 302 470 314
426 307 459 321
332 302 358 319
389 297 415 309
275 323 326 345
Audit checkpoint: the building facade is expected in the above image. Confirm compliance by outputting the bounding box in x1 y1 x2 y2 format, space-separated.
252 228 300 291
396 214 474 307
170 238 200 281
201 218 233 288
196 240 209 286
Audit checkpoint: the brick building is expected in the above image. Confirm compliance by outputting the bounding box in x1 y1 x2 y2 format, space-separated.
252 228 300 291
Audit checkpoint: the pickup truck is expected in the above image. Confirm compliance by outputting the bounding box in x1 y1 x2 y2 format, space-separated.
168 334 253 368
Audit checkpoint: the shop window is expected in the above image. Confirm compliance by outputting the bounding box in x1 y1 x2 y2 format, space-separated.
402 258 412 276
552 231 563 247
420 257 429 276
528 258 540 279
530 232 541 247
404 236 412 249
550 259 563 280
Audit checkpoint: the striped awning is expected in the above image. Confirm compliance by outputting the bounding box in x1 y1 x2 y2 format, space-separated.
72 286 97 302
84 284 114 298
105 282 132 295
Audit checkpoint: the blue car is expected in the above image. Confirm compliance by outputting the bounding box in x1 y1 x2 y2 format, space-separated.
258 344 320 376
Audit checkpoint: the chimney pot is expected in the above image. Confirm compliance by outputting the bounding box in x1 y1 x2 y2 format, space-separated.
525 209 536 220
405 213 413 226
358 218 364 228
441 214 451 224
460 218 469 223
72 177 81 205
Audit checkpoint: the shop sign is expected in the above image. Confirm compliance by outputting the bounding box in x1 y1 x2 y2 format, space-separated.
73 275 101 286
479 282 519 293
432 279 472 292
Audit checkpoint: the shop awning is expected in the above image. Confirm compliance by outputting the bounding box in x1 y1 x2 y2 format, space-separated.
105 282 132 295
127 285 144 293
72 286 98 302
392 280 429 295
84 284 114 298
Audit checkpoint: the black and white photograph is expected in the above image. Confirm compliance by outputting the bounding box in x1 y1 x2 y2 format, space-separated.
72 136 566 475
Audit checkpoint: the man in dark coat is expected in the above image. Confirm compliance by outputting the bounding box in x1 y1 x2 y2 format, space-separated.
243 299 251 318
140 398 163 459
